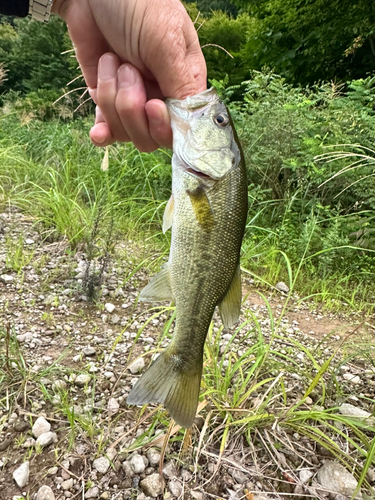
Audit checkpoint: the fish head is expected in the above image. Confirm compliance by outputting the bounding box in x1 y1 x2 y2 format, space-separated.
166 88 241 183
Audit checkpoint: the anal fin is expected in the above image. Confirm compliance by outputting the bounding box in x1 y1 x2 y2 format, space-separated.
218 264 242 328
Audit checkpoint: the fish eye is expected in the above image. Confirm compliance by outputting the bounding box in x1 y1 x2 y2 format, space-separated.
214 113 229 127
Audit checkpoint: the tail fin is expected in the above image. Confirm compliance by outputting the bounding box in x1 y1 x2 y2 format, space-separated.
127 349 202 428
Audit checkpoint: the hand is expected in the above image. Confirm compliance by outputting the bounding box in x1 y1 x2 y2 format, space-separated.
52 0 207 151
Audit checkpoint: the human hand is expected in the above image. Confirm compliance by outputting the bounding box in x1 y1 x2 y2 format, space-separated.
52 0 207 151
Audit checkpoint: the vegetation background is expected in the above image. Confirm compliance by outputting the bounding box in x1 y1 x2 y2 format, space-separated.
0 0 375 310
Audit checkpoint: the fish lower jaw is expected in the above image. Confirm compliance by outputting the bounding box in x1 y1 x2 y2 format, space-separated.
185 167 214 181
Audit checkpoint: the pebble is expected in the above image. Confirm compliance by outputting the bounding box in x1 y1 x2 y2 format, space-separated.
13 461 30 488
93 457 110 474
105 303 115 313
32 416 51 438
36 431 58 448
317 460 359 497
130 453 146 474
0 438 13 451
36 485 55 500
75 374 91 386
129 357 145 374
23 437 36 448
339 403 372 419
299 469 314 483
230 469 248 483
61 478 74 490
343 373 361 384
140 474 165 498
83 346 97 356
190 492 205 500
85 486 100 498
147 449 161 467
275 281 290 293
108 398 120 415
163 461 177 479
168 479 182 497
0 273 14 283
17 332 33 343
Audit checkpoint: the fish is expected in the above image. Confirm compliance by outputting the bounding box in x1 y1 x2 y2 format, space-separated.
127 88 248 428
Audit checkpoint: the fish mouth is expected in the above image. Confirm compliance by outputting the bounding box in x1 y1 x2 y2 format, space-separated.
184 167 214 181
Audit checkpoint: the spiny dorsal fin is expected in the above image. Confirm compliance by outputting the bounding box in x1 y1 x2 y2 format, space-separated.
139 264 174 302
218 264 242 328
186 186 214 231
163 195 174 233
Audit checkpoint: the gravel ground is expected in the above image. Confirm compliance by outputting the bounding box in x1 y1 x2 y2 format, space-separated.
1 208 375 500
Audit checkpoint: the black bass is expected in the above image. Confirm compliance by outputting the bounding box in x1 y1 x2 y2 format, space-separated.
127 88 248 427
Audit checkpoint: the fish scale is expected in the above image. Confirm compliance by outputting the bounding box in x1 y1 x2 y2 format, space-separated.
127 88 248 427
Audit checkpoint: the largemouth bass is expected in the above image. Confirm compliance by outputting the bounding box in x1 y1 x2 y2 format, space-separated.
127 88 248 428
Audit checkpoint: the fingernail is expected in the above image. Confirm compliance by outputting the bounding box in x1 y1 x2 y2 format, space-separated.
118 64 137 88
99 54 117 81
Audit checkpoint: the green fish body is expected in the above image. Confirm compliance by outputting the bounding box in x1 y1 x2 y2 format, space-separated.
127 88 248 427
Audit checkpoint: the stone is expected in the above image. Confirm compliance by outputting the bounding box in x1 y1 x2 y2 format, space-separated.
25 238 35 244
23 437 36 448
299 469 314 484
93 457 110 474
61 478 74 490
106 448 117 461
1 274 14 283
53 380 67 390
147 449 161 467
129 357 145 374
75 374 91 386
339 403 372 419
190 492 205 500
230 469 248 483
108 398 119 415
180 469 193 482
122 461 135 478
168 479 183 497
105 303 115 313
43 294 57 305
275 281 289 293
32 416 51 438
343 373 361 384
36 485 55 500
83 346 97 356
130 453 146 474
17 332 33 343
36 432 57 448
163 461 177 479
140 474 165 498
13 461 30 488
85 487 100 498
317 461 360 497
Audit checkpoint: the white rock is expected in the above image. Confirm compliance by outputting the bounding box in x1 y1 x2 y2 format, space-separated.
140 473 165 497
75 374 91 386
32 416 51 438
36 485 55 500
13 461 29 488
25 238 35 245
105 303 115 313
130 453 146 474
17 332 33 343
317 461 360 497
61 478 74 490
106 448 117 461
343 373 361 384
147 448 161 467
85 486 100 498
129 357 145 374
275 281 290 293
83 346 96 356
1 274 14 283
108 398 119 415
36 431 57 448
299 468 314 484
168 479 182 497
339 403 372 419
23 437 36 448
93 456 110 474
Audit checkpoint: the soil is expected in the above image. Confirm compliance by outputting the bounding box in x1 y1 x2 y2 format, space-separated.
1 208 374 500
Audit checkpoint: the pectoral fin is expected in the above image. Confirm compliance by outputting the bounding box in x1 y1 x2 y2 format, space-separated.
187 186 214 231
218 264 242 328
139 264 174 302
163 195 174 233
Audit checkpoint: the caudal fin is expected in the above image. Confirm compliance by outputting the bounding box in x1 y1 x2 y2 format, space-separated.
127 349 202 428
